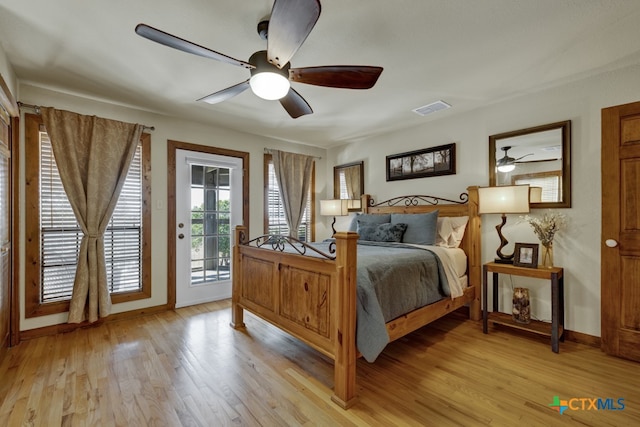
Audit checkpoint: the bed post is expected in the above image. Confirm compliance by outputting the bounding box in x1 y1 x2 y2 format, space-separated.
466 186 482 321
331 230 359 409
230 226 245 329
361 194 371 213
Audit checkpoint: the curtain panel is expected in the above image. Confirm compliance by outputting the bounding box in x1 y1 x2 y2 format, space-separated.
42 107 143 323
344 166 360 199
271 150 314 239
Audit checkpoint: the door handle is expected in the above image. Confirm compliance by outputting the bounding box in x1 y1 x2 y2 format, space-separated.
605 239 618 248
178 233 185 239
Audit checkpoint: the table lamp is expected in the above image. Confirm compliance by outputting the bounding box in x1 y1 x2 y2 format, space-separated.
478 185 530 263
320 199 349 235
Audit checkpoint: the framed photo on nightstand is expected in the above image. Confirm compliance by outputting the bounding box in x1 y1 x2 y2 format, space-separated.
514 243 539 268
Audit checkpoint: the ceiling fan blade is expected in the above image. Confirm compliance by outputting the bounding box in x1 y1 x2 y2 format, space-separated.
267 0 321 68
135 24 254 69
515 153 534 161
289 66 383 89
279 88 313 118
197 80 250 104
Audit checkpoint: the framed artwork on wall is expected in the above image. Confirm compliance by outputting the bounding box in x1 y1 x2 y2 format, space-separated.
386 143 456 181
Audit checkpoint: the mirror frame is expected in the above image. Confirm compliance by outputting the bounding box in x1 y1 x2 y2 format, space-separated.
333 161 364 211
489 120 571 208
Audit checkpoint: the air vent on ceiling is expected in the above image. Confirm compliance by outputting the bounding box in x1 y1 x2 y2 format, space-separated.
412 100 451 116
542 145 562 152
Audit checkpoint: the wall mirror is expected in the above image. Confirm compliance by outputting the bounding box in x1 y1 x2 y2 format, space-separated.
334 161 364 211
489 120 571 208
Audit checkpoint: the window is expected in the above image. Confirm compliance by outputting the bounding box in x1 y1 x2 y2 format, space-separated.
25 114 151 318
264 154 315 241
337 169 349 200
190 165 231 284
512 171 562 203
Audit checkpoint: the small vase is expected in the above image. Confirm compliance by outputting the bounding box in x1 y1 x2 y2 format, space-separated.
541 242 554 268
512 287 531 324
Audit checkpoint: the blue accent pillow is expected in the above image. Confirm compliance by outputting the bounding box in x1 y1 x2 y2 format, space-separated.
348 213 391 232
391 211 439 245
358 223 408 242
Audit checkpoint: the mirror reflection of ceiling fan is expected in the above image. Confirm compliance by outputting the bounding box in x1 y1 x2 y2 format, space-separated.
496 146 534 172
135 0 383 118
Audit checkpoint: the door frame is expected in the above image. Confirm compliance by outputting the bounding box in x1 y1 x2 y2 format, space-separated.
167 140 249 308
0 73 18 347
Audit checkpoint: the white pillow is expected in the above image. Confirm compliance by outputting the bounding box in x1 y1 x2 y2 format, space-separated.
436 216 469 248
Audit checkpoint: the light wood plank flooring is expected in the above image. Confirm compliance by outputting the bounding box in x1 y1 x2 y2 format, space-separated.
1 300 639 426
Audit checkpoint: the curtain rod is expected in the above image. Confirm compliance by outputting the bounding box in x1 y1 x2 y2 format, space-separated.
17 102 155 132
264 148 321 160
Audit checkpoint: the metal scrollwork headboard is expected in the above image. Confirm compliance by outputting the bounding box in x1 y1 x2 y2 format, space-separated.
368 193 469 207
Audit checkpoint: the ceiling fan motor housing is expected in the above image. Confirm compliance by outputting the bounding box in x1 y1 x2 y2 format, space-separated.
249 50 290 78
248 50 291 100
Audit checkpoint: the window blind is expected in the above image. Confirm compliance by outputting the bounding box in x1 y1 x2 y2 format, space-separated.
514 175 561 203
40 132 143 302
338 170 349 199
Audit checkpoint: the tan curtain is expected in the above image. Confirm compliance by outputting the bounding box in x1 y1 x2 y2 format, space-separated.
271 150 314 239
41 107 143 323
344 166 360 199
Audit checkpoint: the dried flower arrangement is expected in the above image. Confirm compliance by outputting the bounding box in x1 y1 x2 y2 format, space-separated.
520 211 567 247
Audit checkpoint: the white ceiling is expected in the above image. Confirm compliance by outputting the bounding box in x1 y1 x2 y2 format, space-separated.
2 0 640 148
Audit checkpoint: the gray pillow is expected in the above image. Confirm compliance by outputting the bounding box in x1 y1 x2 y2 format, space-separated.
391 211 439 245
358 223 408 242
348 213 391 232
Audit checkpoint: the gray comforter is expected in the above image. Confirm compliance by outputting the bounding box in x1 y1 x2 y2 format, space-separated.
308 240 450 362
353 241 450 362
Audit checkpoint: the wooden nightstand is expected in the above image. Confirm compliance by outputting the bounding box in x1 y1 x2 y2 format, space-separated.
482 262 565 353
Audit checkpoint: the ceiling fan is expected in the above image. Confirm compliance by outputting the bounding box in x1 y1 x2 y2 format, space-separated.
496 146 534 172
135 0 383 118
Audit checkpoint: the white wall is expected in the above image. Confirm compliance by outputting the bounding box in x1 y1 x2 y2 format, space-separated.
328 63 640 338
0 43 17 101
0 44 21 335
17 84 327 331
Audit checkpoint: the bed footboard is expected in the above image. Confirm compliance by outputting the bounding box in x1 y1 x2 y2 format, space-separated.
231 227 360 408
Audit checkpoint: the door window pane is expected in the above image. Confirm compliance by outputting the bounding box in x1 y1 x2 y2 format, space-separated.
190 165 231 285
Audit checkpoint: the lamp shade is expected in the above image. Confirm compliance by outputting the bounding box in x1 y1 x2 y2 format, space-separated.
320 199 349 216
529 186 543 203
478 185 530 214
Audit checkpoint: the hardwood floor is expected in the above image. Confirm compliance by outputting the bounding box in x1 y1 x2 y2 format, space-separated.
1 300 639 426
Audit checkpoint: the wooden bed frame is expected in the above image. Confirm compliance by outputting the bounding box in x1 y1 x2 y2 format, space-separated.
230 187 481 408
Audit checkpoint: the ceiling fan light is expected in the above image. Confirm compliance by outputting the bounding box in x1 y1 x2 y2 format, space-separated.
497 163 516 173
250 72 290 100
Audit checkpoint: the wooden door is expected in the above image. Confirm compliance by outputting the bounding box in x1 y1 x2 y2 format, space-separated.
601 101 640 362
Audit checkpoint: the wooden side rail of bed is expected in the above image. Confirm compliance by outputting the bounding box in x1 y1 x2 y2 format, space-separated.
231 186 481 408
